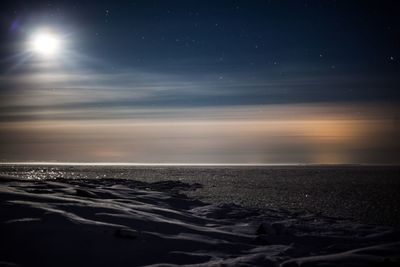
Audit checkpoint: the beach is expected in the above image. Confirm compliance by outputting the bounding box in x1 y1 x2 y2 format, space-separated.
1 165 399 266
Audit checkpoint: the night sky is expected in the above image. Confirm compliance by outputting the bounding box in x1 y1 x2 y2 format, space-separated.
0 0 399 164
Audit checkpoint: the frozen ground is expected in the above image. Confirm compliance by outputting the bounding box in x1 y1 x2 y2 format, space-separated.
1 175 399 267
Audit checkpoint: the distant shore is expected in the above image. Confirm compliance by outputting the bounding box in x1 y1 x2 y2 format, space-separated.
1 162 400 167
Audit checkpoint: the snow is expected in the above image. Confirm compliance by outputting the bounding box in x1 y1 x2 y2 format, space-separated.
0 175 399 266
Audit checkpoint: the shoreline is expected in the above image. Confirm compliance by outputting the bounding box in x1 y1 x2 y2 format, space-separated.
1 165 400 227
1 162 400 167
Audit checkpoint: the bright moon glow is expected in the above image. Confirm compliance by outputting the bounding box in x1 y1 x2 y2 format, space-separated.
31 31 61 56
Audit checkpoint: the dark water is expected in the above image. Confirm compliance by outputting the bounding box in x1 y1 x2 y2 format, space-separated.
1 165 399 226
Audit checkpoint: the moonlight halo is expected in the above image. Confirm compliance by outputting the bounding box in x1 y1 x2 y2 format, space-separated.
30 30 61 56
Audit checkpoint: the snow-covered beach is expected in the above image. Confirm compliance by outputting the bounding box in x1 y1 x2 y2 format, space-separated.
1 172 399 267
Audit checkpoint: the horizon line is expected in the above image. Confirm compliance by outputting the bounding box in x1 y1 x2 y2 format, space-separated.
0 162 398 167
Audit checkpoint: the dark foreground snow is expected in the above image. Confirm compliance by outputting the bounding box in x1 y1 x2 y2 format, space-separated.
0 176 399 267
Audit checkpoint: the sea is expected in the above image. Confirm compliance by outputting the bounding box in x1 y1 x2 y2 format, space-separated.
1 164 399 226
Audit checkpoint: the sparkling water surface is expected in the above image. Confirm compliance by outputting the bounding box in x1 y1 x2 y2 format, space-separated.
1 165 399 226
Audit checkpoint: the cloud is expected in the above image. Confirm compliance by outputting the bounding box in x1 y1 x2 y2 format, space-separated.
0 103 399 164
1 65 399 122
1 63 399 163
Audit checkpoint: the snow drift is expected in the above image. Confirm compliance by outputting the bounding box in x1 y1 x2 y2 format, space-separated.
0 176 399 266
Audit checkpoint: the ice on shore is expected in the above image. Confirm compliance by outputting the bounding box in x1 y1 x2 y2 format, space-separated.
0 175 399 266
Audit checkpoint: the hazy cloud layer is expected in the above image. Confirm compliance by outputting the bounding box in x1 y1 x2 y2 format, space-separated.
0 104 399 164
2 67 399 116
1 65 399 163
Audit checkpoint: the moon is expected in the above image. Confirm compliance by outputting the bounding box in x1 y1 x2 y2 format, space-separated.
30 31 61 56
